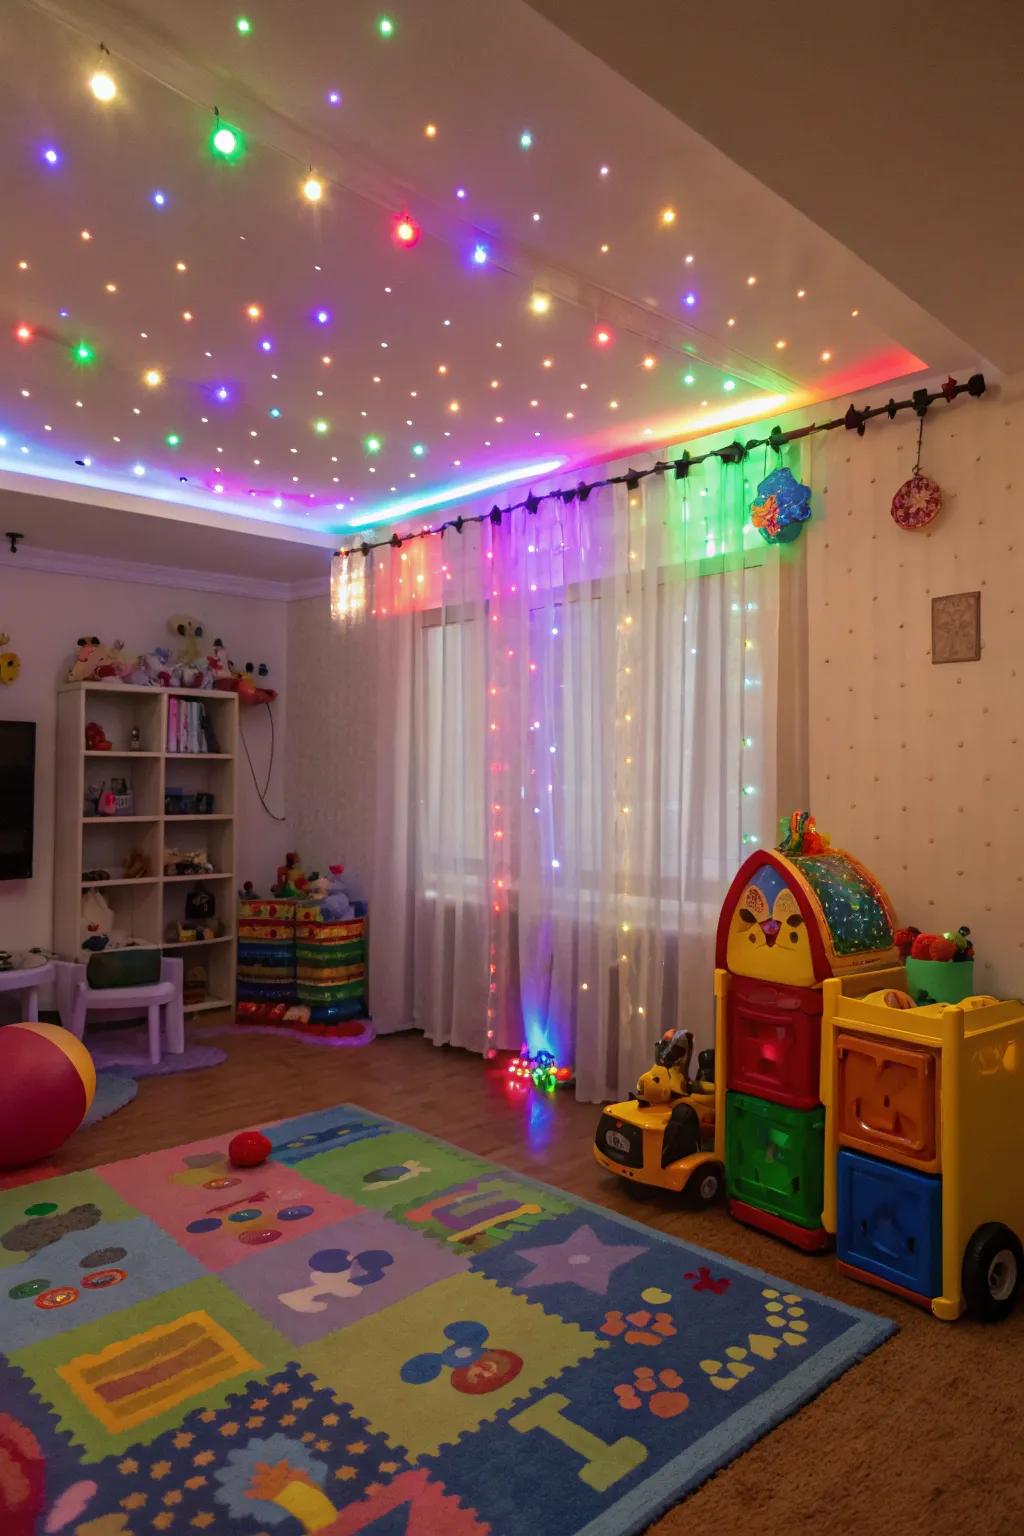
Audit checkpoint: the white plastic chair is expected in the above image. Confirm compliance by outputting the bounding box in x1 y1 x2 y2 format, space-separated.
55 956 185 1065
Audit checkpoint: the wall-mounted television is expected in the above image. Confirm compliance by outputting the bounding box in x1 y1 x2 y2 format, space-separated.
0 721 35 879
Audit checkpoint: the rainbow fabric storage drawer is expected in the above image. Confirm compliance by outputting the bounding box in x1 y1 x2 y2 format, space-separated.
726 974 823 1110
724 1091 825 1229
836 1148 942 1301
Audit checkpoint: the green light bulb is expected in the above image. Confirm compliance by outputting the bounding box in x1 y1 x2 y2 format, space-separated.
412 443 426 457
682 373 695 386
314 419 329 434
73 339 95 366
211 122 244 160
377 14 394 36
236 15 251 33
365 435 382 454
165 432 181 447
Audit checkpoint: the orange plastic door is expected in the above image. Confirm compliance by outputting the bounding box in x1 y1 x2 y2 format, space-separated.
835 1031 940 1171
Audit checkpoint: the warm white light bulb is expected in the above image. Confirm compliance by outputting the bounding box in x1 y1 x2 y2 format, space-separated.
302 174 324 202
90 68 117 102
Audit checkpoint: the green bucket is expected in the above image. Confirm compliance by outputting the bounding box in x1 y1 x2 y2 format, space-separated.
904 957 975 1006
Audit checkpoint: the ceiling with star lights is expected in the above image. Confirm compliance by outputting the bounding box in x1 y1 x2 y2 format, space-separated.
1 0 976 548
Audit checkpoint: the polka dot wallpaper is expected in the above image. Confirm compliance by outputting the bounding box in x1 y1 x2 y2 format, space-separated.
805 385 1021 997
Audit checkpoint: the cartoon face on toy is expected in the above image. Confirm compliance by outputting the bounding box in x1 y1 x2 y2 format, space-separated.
725 865 815 984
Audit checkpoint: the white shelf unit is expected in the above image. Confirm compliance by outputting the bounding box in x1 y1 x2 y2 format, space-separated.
55 682 239 1014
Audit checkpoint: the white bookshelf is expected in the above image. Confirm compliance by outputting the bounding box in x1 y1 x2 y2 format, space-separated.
55 682 239 1014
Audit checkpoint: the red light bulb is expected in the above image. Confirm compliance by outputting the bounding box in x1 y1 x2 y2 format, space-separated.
14 324 33 343
594 327 613 347
393 212 421 247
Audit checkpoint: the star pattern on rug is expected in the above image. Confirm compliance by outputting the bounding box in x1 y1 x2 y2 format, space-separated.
512 1223 646 1294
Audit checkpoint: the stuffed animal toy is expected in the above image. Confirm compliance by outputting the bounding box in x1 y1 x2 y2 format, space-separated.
125 646 177 687
207 637 232 677
320 864 355 920
0 632 20 685
168 615 207 666
67 637 138 682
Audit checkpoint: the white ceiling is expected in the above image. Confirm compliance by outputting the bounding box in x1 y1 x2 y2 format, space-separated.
0 0 981 566
529 0 1021 373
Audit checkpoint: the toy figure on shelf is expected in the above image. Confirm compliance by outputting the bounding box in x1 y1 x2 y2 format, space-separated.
67 637 138 683
898 922 976 1004
272 852 308 898
593 1030 720 1201
84 721 112 751
214 658 278 705
321 864 355 920
164 848 214 876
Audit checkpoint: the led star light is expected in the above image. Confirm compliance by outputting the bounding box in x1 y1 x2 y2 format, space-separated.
302 173 324 202
236 15 252 33
14 324 33 343
364 435 382 454
377 14 395 36
519 129 533 149
472 243 489 266
314 308 331 325
142 368 163 388
42 146 60 166
529 292 551 316
165 432 181 447
314 419 329 434
73 340 95 365
151 189 167 206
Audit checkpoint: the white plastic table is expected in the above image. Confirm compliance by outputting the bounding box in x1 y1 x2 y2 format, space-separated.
0 962 55 1022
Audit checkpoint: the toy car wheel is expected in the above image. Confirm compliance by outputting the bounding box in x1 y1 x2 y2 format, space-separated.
962 1223 1024 1322
690 1161 724 1207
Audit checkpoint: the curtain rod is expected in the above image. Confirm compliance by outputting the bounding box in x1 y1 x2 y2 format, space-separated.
339 372 987 558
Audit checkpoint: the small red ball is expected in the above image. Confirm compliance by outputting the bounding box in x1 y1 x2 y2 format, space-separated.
228 1130 272 1168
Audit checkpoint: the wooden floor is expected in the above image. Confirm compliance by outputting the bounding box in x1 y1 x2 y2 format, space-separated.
37 1024 1024 1536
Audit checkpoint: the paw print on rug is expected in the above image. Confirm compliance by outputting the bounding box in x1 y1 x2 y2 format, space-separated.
684 1265 730 1295
613 1366 689 1419
760 1287 809 1346
699 1289 810 1392
601 1308 676 1346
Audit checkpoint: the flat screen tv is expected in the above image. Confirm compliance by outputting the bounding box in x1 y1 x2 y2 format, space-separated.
0 721 35 879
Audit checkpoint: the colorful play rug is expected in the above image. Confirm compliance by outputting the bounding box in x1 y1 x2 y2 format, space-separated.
0 1108 894 1536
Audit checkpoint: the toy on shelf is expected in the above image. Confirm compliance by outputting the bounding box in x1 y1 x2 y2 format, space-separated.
96 777 133 816
507 1046 574 1092
594 1029 721 1203
215 658 278 706
272 851 308 899
0 1021 96 1170
164 848 215 876
167 918 222 944
822 979 1024 1321
714 811 898 1251
84 721 112 751
896 923 976 1004
67 636 138 683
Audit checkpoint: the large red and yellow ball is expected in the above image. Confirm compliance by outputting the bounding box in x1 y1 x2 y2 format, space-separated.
0 1022 96 1170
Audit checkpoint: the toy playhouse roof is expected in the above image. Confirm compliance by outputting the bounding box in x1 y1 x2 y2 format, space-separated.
716 846 898 979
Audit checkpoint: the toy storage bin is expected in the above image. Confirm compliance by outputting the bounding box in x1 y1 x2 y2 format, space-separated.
837 1148 942 1301
904 956 974 1005
725 1091 825 1228
835 1030 940 1171
726 975 823 1110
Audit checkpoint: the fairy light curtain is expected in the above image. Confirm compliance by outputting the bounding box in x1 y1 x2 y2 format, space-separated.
334 446 789 1100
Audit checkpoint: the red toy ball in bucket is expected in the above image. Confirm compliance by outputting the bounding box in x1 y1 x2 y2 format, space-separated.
228 1130 271 1168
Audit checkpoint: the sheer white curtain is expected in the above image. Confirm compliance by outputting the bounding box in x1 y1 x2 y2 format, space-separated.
336 445 785 1100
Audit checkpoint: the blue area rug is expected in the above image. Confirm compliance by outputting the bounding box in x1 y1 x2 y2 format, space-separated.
81 1069 138 1127
0 1105 895 1536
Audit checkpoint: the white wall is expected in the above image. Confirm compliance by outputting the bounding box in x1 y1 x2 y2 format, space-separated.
805 375 1024 999
285 594 375 897
0 555 289 953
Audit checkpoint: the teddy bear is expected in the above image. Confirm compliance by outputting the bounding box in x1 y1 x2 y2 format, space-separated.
67 637 138 683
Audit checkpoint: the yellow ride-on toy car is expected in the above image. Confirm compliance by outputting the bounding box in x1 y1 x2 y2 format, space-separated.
593 1029 722 1204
